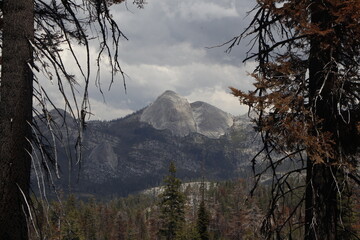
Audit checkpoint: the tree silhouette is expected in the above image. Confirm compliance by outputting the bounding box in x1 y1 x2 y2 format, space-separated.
197 200 210 240
230 0 360 239
0 0 144 239
158 161 186 240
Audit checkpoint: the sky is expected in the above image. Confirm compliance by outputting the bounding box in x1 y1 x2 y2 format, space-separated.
38 0 258 120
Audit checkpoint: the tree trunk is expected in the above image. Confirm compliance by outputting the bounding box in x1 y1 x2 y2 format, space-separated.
0 0 34 239
305 160 338 240
305 1 338 239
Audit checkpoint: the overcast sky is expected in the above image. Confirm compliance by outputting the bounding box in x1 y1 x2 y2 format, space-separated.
39 0 258 120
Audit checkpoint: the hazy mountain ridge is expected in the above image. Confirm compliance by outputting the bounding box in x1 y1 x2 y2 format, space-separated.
33 91 260 196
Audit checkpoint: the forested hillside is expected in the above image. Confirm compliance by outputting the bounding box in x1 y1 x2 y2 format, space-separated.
28 177 360 240
33 95 261 197
29 179 264 240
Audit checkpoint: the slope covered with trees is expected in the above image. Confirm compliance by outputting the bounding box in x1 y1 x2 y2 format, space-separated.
30 176 360 239
28 179 264 240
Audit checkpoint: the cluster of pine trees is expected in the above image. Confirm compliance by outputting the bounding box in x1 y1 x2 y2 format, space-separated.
28 163 265 240
29 162 360 239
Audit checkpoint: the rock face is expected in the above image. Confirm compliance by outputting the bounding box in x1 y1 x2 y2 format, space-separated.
140 90 233 138
33 91 260 197
191 101 233 138
140 90 197 137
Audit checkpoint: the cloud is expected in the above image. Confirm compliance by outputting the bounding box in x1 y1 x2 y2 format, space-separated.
118 41 207 66
84 60 256 119
185 86 249 116
36 0 257 121
86 99 134 121
163 1 240 21
113 0 254 65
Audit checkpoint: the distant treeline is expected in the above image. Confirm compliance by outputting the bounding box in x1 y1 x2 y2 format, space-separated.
29 177 360 240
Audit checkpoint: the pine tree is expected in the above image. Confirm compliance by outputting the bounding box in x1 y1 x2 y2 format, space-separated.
158 161 186 240
197 200 210 240
0 1 34 239
0 0 142 238
196 179 210 240
229 0 360 239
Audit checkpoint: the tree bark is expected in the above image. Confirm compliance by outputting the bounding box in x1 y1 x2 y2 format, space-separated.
0 0 34 239
305 161 338 240
305 1 338 239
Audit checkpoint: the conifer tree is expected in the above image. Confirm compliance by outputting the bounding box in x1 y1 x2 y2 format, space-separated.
229 0 360 239
0 0 144 239
196 179 210 240
158 161 186 240
197 200 210 240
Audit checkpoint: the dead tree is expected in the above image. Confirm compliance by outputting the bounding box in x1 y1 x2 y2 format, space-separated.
0 0 145 239
229 0 360 239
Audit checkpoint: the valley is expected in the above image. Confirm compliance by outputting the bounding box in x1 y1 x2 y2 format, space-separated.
32 90 261 197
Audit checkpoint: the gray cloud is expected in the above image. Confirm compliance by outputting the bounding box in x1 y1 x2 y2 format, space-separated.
38 0 258 120
115 0 255 66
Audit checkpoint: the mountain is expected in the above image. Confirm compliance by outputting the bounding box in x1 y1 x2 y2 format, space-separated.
190 101 233 138
140 90 197 137
140 90 233 138
32 91 260 197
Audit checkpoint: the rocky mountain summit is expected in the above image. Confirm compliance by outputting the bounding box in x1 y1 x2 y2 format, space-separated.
140 90 233 138
190 101 234 138
34 91 259 197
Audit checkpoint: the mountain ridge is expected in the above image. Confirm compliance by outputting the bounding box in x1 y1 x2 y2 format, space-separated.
140 90 233 138
33 90 259 197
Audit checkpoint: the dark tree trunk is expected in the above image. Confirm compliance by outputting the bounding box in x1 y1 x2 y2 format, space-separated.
305 1 338 239
305 161 338 240
0 0 34 239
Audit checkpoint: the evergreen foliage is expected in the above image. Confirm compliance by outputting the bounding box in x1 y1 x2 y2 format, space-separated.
197 200 210 240
28 178 360 239
158 161 186 240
